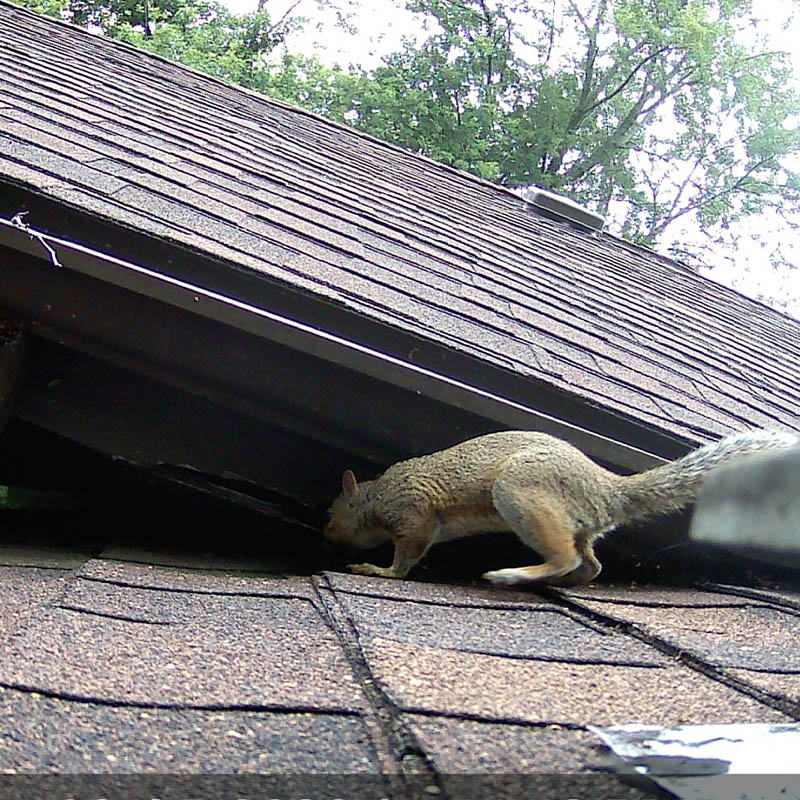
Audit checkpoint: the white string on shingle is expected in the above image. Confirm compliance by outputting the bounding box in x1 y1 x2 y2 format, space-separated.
9 212 62 267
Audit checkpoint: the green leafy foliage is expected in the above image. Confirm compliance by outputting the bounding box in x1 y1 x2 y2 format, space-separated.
333 0 800 266
14 0 310 88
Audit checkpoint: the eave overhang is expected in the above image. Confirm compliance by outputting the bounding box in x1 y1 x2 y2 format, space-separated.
0 208 697 505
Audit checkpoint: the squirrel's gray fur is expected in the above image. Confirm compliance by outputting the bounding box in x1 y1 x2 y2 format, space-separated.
613 429 799 524
324 429 799 586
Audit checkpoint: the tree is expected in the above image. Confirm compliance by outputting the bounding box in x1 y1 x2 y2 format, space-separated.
16 0 314 88
332 0 800 270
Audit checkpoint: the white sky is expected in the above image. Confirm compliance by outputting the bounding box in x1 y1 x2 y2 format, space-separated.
228 0 800 317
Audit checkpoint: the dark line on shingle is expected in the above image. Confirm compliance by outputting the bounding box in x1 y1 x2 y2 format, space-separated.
329 585 622 637
561 593 770 610
52 603 174 626
94 554 291 574
402 645 665 669
330 586 562 613
0 681 361 716
703 583 800 616
311 576 446 797
399 707 587 730
544 588 800 721
76 573 317 603
0 562 74 572
726 666 800 676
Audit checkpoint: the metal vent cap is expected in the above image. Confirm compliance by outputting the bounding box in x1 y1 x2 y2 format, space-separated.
525 188 605 232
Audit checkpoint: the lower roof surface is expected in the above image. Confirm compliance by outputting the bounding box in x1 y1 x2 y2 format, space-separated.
1 420 798 790
1 536 797 791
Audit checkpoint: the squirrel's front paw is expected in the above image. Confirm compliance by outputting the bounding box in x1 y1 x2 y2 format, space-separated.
347 563 399 579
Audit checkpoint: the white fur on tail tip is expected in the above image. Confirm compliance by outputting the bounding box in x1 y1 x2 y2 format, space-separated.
482 568 530 586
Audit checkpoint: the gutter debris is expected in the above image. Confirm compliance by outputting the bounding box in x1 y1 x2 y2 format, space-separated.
591 723 800 800
10 211 62 267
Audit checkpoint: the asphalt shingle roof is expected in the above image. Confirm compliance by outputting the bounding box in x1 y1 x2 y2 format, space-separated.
2 0 800 446
1 539 798 787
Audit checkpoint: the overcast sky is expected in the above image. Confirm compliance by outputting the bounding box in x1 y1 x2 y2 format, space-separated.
227 0 800 318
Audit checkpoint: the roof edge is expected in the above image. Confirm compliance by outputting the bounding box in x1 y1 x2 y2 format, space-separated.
0 214 671 472
2 0 793 325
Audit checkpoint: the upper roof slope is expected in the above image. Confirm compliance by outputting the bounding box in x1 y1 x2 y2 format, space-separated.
1 0 799 445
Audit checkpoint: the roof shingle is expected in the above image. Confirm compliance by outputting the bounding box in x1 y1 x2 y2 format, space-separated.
2 0 799 444
1 538 799 782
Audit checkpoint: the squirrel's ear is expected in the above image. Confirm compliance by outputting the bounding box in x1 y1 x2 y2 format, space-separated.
342 469 358 497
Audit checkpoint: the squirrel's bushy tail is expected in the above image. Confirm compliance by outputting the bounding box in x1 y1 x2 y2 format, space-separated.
612 429 799 526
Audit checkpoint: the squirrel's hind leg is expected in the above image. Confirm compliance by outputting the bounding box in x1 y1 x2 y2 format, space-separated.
546 539 601 586
484 480 581 587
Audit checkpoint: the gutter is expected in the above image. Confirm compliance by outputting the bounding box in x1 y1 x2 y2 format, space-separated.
0 216 666 472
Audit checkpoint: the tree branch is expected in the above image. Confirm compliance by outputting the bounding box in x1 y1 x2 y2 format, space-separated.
563 83 651 182
246 0 303 54
543 0 557 67
583 44 674 116
648 156 775 239
566 0 607 130
267 0 303 32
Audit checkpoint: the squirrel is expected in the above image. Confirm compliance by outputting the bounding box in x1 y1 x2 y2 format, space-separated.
323 428 799 586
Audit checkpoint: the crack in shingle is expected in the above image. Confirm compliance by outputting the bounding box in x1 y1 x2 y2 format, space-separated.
704 583 800 617
327 584 618 637
397 707 588 730
546 587 800 721
51 603 174 626
76 573 316 603
424 648 665 668
0 563 73 572
0 681 362 715
311 575 446 800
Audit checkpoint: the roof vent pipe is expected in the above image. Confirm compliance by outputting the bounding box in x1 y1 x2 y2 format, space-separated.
524 188 605 232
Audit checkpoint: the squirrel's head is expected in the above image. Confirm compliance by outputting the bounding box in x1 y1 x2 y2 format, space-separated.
323 469 389 551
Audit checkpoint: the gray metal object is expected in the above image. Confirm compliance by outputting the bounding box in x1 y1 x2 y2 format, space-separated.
526 188 606 231
690 446 800 566
592 723 800 800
